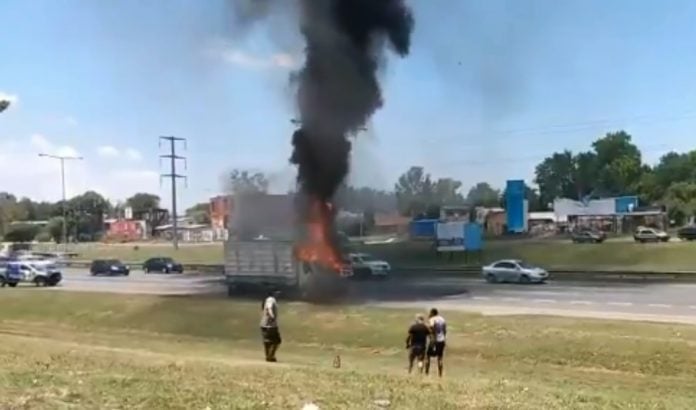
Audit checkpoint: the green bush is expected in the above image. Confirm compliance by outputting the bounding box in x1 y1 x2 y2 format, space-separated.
4 224 40 242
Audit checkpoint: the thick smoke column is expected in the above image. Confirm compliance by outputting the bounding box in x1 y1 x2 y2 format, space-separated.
290 0 414 202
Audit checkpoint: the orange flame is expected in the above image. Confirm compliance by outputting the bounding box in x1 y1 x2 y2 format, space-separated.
295 198 343 272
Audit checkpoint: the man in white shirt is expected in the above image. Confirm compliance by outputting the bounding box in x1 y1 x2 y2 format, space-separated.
260 290 282 362
426 307 447 377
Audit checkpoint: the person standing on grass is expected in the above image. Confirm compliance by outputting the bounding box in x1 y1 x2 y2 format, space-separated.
405 314 430 374
426 307 447 377
260 290 282 362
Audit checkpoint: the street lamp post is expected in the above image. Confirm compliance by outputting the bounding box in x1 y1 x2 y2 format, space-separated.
38 153 83 250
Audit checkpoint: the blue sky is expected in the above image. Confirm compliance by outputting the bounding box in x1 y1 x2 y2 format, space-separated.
2 0 696 209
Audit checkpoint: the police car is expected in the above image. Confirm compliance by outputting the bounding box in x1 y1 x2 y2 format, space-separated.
0 260 62 288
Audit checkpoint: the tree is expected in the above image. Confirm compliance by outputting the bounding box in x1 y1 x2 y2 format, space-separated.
591 131 644 196
185 202 211 224
394 166 434 216
640 151 696 203
4 224 40 242
433 178 465 205
227 169 269 195
126 193 161 215
663 182 696 226
466 182 500 207
334 185 397 213
534 151 577 206
47 217 65 243
68 191 110 241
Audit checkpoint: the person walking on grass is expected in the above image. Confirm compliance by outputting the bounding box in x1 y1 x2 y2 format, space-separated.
260 290 282 362
405 314 430 374
426 307 447 377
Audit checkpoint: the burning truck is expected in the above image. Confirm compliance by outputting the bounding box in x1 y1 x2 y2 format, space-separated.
226 0 414 300
224 194 353 300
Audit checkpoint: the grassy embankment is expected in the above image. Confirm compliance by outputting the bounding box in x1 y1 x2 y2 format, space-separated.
1 291 696 408
58 239 696 272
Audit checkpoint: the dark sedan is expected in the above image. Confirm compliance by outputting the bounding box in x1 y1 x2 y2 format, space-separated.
677 225 696 241
571 230 605 243
90 259 130 276
143 257 183 274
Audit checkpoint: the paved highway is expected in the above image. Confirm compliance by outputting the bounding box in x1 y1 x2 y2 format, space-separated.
16 268 696 324
375 277 696 325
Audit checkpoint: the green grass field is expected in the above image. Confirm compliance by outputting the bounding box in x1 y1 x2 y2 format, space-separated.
1 291 696 408
54 238 696 272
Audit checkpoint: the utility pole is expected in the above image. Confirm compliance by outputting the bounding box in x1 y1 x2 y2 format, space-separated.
38 153 83 250
159 136 187 250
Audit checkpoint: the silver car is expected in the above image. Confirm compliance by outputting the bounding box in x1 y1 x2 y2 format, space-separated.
482 259 549 284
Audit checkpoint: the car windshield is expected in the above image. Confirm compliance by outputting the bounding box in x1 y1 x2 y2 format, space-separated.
517 262 536 269
106 259 121 265
358 255 375 262
161 258 174 263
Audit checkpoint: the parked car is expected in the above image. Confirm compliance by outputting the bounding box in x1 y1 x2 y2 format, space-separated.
143 257 183 274
571 230 605 243
677 225 696 241
347 253 390 279
90 259 130 276
633 227 670 243
1 261 62 287
482 259 549 284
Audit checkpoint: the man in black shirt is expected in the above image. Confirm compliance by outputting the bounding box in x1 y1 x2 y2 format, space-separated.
405 314 430 374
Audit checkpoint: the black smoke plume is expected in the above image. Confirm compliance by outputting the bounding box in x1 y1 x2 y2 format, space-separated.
290 0 414 204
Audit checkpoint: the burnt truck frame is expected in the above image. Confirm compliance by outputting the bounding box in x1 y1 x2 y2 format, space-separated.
224 239 353 301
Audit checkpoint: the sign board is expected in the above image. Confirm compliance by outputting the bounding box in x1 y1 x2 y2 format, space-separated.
124 206 133 220
436 221 466 252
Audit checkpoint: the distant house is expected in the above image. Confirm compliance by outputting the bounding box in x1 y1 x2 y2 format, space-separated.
374 212 410 235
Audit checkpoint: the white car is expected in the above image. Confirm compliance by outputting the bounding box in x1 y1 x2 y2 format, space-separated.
1 260 63 287
348 253 391 279
482 259 549 284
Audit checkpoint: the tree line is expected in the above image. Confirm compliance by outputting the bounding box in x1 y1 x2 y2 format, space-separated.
3 134 694 243
391 130 696 224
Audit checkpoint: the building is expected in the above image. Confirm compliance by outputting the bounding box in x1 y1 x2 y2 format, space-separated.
553 196 667 233
209 195 231 230
103 219 147 242
373 212 410 235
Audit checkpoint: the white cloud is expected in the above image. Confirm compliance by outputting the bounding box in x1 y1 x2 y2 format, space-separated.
211 44 300 70
0 91 19 105
0 134 160 203
125 148 143 161
97 145 120 158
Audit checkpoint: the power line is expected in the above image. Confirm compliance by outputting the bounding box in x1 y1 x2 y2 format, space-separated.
159 136 187 250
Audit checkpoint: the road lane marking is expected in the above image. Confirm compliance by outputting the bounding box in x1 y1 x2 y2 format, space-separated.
648 304 671 308
607 302 633 306
532 299 556 303
501 297 521 302
472 296 490 301
570 300 593 305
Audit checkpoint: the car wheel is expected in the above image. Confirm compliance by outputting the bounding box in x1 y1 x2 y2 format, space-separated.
163 268 170 274
519 275 530 284
485 273 497 283
0 278 6 287
8 282 17 288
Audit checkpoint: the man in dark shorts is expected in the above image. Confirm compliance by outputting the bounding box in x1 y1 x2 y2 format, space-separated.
260 290 281 362
426 308 447 377
405 314 430 374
